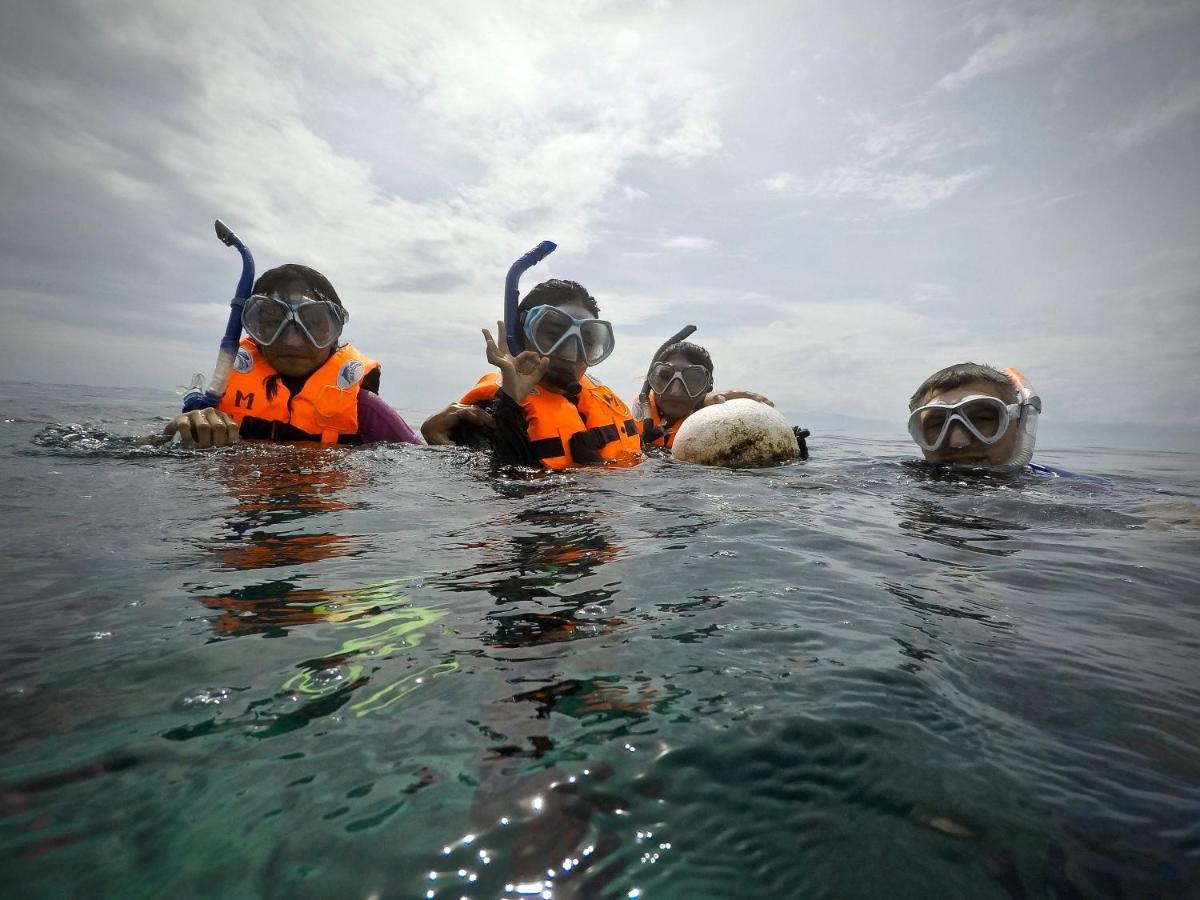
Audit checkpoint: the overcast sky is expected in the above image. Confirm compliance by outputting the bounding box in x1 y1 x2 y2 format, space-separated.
2 0 1198 447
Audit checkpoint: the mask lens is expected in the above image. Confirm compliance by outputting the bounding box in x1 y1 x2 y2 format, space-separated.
296 301 341 347
963 398 1003 439
649 363 675 394
680 365 708 396
579 320 614 365
920 408 948 446
243 296 288 344
528 307 571 354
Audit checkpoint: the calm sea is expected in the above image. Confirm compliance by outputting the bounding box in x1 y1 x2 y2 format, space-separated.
1 381 1198 899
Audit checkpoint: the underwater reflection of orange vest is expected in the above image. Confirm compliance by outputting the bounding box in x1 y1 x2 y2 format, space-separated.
640 391 692 449
460 373 642 469
219 338 380 444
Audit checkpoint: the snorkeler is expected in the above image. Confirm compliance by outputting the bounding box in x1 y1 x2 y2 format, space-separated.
634 336 809 460
163 265 421 448
633 338 774 449
906 362 1055 471
421 279 642 469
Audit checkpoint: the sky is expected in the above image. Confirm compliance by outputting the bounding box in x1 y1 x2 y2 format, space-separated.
2 0 1198 450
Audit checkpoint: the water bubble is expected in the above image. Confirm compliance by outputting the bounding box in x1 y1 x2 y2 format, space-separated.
574 604 609 621
92 631 113 640
183 688 232 707
308 666 350 689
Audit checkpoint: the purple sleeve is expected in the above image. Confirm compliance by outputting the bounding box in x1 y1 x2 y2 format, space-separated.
356 390 422 444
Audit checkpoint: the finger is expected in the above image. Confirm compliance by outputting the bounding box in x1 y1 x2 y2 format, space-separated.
177 414 197 448
193 410 213 448
204 408 230 447
482 328 503 365
162 417 180 438
220 411 241 444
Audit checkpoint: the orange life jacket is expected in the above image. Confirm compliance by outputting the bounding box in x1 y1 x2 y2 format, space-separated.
639 391 692 449
219 338 380 444
460 373 642 469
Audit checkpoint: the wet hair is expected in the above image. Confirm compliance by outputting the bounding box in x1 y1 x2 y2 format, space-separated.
517 279 600 317
909 362 1016 410
252 264 343 308
655 341 713 375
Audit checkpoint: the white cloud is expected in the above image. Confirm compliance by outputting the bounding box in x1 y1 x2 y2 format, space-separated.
939 0 1186 91
661 236 717 251
757 115 988 213
1093 71 1200 151
760 172 804 194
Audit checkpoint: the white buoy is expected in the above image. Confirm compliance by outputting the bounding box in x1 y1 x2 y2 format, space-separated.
671 399 799 468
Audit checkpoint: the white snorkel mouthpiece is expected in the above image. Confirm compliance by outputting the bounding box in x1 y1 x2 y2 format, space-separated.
1002 367 1041 467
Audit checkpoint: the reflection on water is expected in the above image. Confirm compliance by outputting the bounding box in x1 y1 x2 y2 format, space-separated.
894 497 1025 558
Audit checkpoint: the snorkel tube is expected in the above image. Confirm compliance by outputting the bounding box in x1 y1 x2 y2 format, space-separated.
181 220 256 412
1002 367 1041 467
638 325 698 410
504 240 557 355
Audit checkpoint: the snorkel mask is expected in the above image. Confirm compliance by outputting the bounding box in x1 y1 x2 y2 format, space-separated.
648 361 711 400
907 368 1041 466
241 294 347 349
521 305 616 366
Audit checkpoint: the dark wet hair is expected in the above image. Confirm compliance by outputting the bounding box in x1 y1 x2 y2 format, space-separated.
909 362 1016 410
517 279 599 317
253 264 343 308
655 341 713 375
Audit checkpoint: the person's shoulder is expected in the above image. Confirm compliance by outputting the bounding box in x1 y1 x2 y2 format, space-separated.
1027 461 1105 482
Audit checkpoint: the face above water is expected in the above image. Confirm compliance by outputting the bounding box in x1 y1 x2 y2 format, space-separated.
654 350 711 421
534 298 592 391
912 379 1019 466
256 279 338 377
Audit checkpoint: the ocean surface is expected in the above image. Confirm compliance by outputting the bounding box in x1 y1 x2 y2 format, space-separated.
1 381 1198 899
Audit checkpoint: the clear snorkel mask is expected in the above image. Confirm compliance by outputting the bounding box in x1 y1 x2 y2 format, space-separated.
241 293 347 349
521 305 615 366
907 368 1041 466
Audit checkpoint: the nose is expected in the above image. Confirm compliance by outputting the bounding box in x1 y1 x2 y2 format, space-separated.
948 421 974 449
278 321 307 347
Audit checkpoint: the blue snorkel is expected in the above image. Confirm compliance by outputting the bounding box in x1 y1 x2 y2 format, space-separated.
182 220 256 412
504 240 557 354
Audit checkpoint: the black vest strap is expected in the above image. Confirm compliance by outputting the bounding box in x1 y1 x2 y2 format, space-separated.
531 436 566 460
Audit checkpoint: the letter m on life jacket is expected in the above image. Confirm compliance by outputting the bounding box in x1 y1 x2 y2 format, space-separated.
234 390 255 410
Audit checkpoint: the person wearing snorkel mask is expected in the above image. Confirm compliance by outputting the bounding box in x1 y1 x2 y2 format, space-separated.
632 340 779 451
906 363 1041 469
163 265 421 447
421 279 642 469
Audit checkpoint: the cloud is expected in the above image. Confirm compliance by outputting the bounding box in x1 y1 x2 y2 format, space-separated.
758 115 988 213
1093 70 1200 151
661 236 717 251
0 1 725 392
939 0 1187 91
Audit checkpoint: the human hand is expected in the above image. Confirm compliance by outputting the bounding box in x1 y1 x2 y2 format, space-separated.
483 321 550 403
420 403 496 445
704 390 774 407
162 408 240 448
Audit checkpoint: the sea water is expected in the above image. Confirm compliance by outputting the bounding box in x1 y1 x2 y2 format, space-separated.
1 382 1198 899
